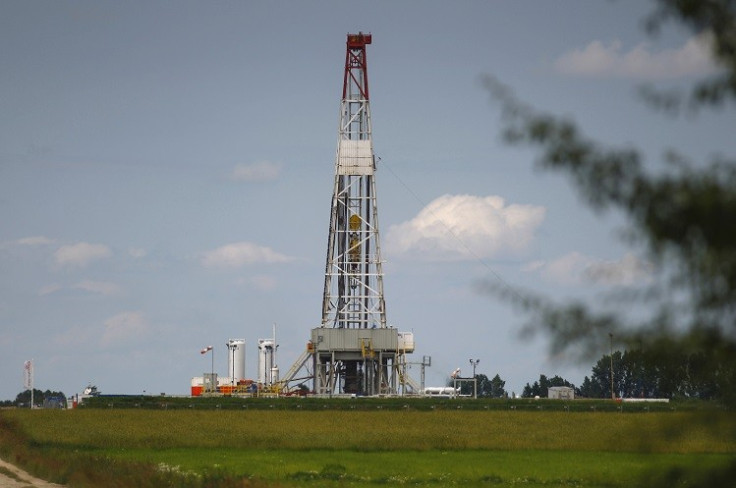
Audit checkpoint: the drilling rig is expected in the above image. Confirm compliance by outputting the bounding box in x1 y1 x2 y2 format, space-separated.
282 33 415 396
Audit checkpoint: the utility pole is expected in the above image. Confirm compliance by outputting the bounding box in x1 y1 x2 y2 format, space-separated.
420 356 431 392
609 333 615 400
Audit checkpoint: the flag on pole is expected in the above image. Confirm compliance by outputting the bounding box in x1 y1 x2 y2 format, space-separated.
200 346 213 354
23 360 33 390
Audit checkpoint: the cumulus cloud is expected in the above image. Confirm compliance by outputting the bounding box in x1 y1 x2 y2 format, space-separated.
73 280 122 296
525 252 652 286
202 241 293 268
54 242 112 267
554 32 718 79
385 194 545 261
101 311 149 347
230 161 282 182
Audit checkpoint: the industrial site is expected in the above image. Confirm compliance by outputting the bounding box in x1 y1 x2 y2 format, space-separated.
4 4 734 488
186 33 423 400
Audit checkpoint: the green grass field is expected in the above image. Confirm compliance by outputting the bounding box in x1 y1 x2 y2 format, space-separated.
1 406 734 487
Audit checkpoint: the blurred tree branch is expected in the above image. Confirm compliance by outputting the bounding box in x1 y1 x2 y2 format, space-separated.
480 0 736 407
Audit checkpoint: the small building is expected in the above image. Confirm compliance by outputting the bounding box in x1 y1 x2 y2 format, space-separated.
548 386 575 400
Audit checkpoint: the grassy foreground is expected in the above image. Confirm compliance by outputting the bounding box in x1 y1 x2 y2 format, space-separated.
1 407 735 487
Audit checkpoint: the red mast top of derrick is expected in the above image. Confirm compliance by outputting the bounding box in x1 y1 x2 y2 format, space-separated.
343 32 371 101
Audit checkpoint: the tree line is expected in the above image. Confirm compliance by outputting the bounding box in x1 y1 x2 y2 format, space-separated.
451 373 508 398
464 346 734 401
1 389 67 408
577 348 733 401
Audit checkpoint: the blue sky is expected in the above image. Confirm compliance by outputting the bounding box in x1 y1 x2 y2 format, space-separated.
1 1 732 400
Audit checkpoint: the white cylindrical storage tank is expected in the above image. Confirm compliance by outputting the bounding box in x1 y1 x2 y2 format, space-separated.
258 339 275 385
271 366 280 384
227 339 246 382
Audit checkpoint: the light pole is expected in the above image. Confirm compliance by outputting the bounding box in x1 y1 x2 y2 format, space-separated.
609 333 615 400
201 345 214 392
469 358 480 399
469 358 480 378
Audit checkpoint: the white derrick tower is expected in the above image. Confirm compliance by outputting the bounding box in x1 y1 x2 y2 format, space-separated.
281 33 416 397
322 32 386 331
312 33 413 396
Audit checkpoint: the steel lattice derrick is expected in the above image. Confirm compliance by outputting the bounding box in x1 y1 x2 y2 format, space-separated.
322 32 386 332
283 33 414 397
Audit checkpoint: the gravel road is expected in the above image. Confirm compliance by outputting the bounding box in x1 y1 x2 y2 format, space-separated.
0 458 64 488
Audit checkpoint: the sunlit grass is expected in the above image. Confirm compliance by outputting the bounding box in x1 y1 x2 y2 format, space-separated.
2 408 734 487
109 447 734 487
8 409 735 453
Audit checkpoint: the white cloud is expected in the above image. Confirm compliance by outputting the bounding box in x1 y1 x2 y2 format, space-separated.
73 280 122 296
249 274 278 291
53 324 91 348
584 252 653 286
230 161 282 182
554 32 718 79
525 252 651 286
534 252 595 286
521 260 546 273
128 248 147 259
54 242 112 267
38 281 121 296
385 194 546 261
233 274 278 290
17 236 55 246
52 311 149 349
101 311 148 347
202 241 293 268
38 284 62 296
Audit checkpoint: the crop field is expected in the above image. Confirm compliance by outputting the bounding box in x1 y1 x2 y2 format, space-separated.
1 403 735 487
